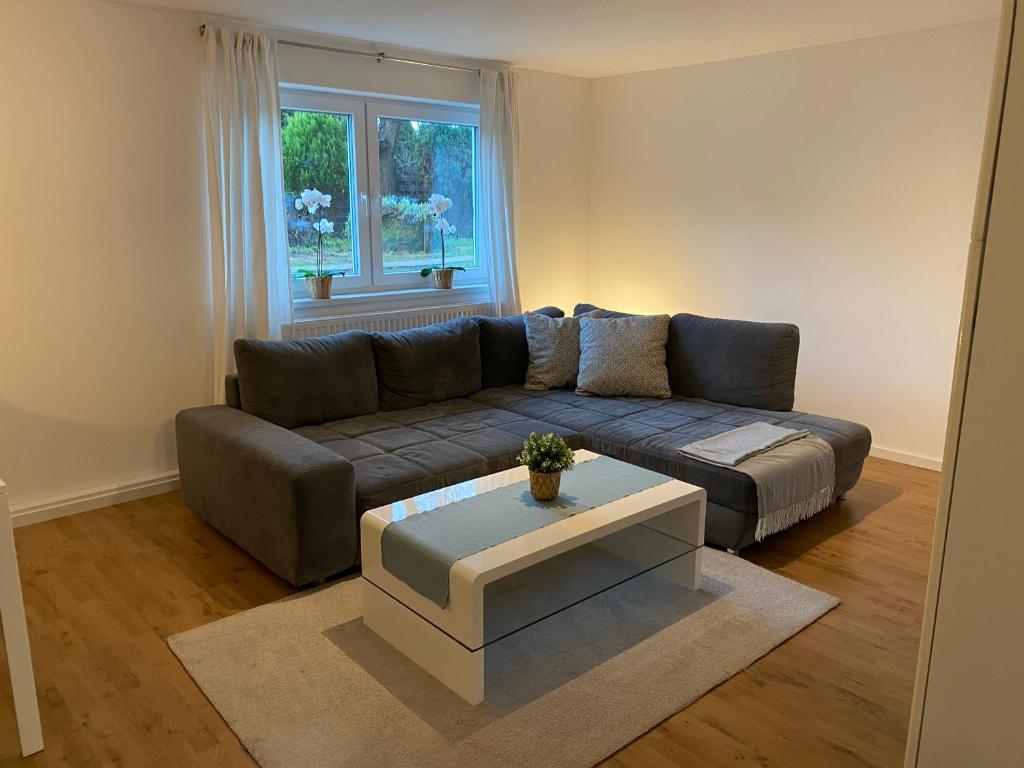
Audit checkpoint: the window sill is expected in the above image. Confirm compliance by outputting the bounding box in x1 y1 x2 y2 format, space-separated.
291 282 492 320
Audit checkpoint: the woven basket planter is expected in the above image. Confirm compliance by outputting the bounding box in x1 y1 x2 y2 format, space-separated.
431 268 455 289
306 275 333 300
529 470 561 501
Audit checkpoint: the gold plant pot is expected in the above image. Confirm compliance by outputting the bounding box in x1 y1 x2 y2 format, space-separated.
306 275 333 300
529 470 561 501
432 268 455 289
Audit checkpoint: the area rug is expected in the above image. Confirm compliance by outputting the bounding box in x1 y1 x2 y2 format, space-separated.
168 549 838 768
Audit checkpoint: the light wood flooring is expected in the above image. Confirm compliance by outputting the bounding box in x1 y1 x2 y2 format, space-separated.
0 456 937 767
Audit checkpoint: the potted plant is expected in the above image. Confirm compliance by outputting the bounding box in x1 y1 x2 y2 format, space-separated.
418 193 465 289
518 432 576 501
294 188 344 299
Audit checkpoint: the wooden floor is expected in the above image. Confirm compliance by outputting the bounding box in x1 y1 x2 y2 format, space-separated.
0 457 937 768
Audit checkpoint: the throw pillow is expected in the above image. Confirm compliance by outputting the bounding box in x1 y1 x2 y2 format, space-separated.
524 311 602 390
576 315 672 398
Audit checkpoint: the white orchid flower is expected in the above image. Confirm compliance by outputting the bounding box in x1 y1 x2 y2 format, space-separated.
427 193 452 215
299 188 330 214
294 198 303 210
434 218 456 236
313 219 335 234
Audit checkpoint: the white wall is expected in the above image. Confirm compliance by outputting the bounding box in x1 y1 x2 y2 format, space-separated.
0 0 210 512
0 0 591 511
516 69 592 310
587 22 998 467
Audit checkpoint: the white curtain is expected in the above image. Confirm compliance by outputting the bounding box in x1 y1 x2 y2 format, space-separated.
479 68 521 317
201 25 291 402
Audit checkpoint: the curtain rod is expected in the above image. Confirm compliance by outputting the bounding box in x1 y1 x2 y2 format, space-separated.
199 24 481 75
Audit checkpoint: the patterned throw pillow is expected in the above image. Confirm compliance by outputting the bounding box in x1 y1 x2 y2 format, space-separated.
524 312 601 390
576 315 672 398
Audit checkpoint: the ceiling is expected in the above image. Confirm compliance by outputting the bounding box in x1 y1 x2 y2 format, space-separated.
115 0 1000 77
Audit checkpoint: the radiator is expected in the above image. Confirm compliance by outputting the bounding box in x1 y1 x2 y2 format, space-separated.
284 302 494 339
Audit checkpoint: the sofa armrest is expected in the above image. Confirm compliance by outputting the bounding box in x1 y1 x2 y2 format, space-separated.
175 405 357 585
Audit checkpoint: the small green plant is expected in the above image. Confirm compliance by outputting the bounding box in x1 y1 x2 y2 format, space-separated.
518 433 575 474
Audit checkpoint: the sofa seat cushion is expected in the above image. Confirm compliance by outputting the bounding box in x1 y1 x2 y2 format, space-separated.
470 386 871 517
293 398 581 511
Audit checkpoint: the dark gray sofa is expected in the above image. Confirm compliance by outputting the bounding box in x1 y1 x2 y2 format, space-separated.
176 305 871 586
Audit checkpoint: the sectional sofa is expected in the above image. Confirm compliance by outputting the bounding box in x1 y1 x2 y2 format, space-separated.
175 305 871 586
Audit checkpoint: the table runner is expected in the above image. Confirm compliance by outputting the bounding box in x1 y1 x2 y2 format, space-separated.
380 457 671 608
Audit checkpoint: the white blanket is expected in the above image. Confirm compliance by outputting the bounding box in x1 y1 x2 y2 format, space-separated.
678 422 809 466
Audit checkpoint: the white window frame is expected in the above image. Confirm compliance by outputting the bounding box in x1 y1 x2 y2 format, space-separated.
366 100 485 290
280 88 486 306
280 89 372 292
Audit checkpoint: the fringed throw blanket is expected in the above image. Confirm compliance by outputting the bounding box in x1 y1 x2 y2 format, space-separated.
680 423 835 541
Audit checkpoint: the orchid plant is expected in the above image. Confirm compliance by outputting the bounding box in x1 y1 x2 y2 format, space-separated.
293 188 343 279
419 193 465 278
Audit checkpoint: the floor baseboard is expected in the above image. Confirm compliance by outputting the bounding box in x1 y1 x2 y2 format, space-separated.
10 471 181 528
870 445 943 472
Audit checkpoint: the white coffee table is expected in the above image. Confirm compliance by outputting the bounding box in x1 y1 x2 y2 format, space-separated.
360 450 706 704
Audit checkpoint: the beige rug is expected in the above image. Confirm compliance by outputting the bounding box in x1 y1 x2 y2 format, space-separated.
168 549 837 768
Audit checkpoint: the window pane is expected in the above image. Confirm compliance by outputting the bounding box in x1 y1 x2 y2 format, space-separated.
281 109 357 277
377 117 477 274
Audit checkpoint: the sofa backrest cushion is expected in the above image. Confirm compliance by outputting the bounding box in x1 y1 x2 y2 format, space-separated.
573 303 635 318
372 317 482 410
475 306 564 389
233 331 379 429
225 374 242 409
667 313 800 411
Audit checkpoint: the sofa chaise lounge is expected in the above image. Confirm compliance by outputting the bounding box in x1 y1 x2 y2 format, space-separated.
176 305 871 586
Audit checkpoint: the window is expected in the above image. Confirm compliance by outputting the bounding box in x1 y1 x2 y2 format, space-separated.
281 109 359 277
280 89 482 299
375 117 477 275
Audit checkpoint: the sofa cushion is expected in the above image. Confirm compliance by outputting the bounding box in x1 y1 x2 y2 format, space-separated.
577 315 672 398
573 303 635 318
470 385 871 517
293 398 581 510
233 331 378 429
224 374 242 409
475 306 564 389
371 318 482 411
667 313 800 411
